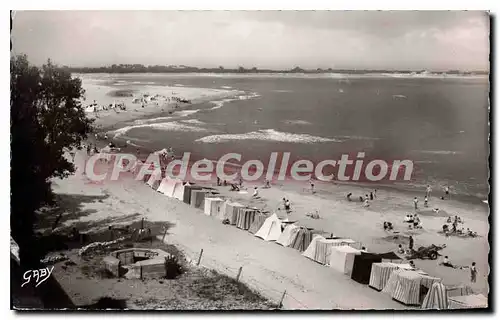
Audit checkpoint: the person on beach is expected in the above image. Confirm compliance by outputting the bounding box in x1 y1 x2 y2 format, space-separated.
252 187 259 198
264 180 271 189
347 193 352 201
426 185 432 198
217 177 221 186
310 180 315 194
440 256 455 268
284 199 291 213
409 260 416 270
374 189 377 198
470 262 478 283
408 236 414 251
398 244 405 254
370 192 374 200
413 197 419 210
359 196 363 202
365 194 369 201
363 198 370 207
444 186 450 199
424 196 429 208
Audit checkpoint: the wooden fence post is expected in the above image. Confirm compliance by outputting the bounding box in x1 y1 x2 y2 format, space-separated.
278 290 287 309
140 265 143 280
236 266 243 282
197 249 204 266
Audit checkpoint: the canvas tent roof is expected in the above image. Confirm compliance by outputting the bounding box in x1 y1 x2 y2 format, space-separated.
276 224 300 247
255 214 282 241
302 235 326 260
378 251 402 261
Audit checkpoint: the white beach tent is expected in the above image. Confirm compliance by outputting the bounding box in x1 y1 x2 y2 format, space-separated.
276 224 300 247
173 182 190 201
204 197 224 216
157 177 183 197
255 214 282 241
302 235 326 260
329 245 363 276
316 238 358 265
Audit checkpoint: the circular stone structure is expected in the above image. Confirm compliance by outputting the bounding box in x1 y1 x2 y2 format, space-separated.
103 248 172 279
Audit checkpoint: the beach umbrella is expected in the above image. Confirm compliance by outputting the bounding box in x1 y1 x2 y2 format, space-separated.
422 282 448 310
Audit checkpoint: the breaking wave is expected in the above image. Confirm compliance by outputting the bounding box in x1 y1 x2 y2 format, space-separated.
195 129 340 144
181 119 205 125
282 120 312 125
112 121 209 138
413 150 463 155
171 109 200 117
335 135 380 140
221 86 233 89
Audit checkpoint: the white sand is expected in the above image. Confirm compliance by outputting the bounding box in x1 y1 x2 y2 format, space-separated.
52 151 413 309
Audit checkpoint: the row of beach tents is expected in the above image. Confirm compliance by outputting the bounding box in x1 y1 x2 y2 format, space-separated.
131 160 487 310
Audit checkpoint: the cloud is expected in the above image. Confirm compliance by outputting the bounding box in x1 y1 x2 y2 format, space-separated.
11 11 489 70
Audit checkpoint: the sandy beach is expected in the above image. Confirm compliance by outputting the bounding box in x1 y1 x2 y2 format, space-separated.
46 90 490 309
42 76 488 309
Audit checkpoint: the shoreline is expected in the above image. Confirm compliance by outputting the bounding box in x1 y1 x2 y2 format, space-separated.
81 78 489 208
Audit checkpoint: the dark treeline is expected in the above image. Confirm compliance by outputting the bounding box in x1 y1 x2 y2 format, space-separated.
65 64 488 75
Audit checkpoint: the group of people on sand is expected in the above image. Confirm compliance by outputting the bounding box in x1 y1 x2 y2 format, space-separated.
346 189 377 208
404 213 423 229
413 184 451 211
442 215 477 237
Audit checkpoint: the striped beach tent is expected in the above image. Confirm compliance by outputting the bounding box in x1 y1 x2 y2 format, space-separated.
248 212 269 234
276 224 300 247
190 189 207 209
448 294 488 309
315 239 357 265
236 208 258 230
290 227 314 252
422 282 448 310
223 202 244 225
383 270 441 305
329 245 363 276
369 262 413 291
183 185 202 204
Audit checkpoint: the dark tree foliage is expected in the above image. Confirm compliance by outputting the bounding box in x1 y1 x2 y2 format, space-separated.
10 55 94 266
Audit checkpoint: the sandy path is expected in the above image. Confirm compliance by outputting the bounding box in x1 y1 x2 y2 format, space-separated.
51 151 410 309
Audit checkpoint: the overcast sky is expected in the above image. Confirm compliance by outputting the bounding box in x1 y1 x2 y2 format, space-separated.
11 11 489 71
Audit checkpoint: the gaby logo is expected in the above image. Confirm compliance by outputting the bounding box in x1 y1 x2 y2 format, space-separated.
21 266 54 288
84 151 414 183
